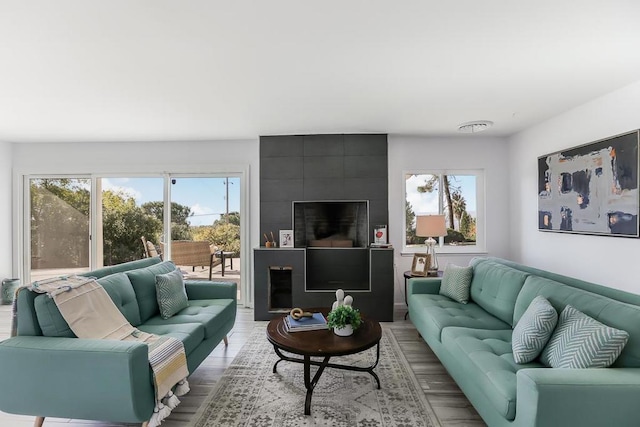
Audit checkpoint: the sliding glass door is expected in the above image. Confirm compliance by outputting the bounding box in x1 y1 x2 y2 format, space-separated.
25 173 244 304
29 178 91 281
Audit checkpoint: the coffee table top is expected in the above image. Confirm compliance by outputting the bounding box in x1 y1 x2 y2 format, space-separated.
266 308 382 357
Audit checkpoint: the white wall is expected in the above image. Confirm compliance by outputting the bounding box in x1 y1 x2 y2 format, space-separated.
0 142 12 280
388 135 511 303
509 79 640 293
12 139 260 302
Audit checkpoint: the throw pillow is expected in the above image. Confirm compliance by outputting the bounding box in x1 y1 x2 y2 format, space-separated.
439 264 473 304
540 305 629 368
512 295 558 364
155 269 188 319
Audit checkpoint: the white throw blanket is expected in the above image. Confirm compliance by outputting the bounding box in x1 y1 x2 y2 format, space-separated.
30 275 190 427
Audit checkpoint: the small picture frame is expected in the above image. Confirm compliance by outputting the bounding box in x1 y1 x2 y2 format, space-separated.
411 253 430 276
279 229 294 248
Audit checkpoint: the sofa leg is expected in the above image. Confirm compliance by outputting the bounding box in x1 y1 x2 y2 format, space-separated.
34 416 45 427
223 335 228 346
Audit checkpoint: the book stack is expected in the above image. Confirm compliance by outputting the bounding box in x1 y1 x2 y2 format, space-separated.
284 312 328 332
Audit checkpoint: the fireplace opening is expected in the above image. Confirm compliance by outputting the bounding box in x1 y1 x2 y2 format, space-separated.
268 266 293 312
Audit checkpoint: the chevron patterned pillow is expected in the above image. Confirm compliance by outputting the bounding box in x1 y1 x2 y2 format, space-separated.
512 295 558 364
439 264 473 304
155 269 189 319
540 305 629 368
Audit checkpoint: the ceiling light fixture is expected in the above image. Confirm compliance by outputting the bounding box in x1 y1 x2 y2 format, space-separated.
457 120 494 133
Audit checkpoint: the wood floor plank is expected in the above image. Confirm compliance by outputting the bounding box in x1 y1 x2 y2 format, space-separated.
0 304 485 426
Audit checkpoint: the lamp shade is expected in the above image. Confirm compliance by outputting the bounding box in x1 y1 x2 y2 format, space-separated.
416 215 447 237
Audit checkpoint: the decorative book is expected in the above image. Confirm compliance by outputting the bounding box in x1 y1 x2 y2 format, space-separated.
284 312 328 332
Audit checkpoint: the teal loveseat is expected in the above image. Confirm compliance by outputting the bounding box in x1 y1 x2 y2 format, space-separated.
408 257 640 427
0 257 237 426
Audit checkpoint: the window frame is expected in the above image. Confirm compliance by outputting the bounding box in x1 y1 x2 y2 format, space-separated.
402 169 486 254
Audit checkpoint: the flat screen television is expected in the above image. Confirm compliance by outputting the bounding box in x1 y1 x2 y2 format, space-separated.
292 200 369 248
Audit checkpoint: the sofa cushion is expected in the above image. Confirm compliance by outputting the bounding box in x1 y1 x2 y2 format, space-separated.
541 305 629 368
137 322 205 356
98 273 141 326
142 299 235 339
514 275 640 368
81 256 162 279
126 261 177 322
155 269 188 319
439 264 473 304
442 327 544 421
407 294 511 343
34 272 141 337
512 295 557 364
469 259 529 326
34 294 76 338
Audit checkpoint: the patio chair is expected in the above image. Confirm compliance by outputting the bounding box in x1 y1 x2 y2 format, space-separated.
141 236 162 259
160 240 222 280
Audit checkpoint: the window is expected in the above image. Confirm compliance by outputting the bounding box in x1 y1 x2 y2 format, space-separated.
404 171 484 253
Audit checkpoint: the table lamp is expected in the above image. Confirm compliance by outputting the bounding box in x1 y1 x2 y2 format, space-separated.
416 215 447 275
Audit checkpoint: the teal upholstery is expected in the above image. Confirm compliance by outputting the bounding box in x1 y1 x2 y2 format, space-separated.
408 294 510 342
442 327 544 421
469 259 529 326
126 261 177 322
0 258 237 424
33 272 142 337
514 275 640 368
408 257 640 427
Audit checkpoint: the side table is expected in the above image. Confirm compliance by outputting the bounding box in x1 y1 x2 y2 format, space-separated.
404 270 443 320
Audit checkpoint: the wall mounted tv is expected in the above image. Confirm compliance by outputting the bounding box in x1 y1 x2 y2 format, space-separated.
292 200 369 248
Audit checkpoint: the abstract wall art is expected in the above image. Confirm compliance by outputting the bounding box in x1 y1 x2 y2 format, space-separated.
538 130 639 237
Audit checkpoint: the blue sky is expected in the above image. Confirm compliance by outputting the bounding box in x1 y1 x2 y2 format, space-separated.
103 176 240 226
406 174 477 217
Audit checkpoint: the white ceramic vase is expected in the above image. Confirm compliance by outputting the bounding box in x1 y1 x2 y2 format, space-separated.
333 324 353 337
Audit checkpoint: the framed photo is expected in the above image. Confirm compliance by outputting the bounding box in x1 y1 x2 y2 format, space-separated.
279 229 294 248
538 130 639 237
411 253 430 276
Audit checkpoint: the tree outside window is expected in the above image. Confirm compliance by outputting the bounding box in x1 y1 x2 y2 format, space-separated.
405 172 481 251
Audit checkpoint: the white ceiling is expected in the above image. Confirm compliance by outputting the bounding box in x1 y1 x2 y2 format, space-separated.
2 1 640 143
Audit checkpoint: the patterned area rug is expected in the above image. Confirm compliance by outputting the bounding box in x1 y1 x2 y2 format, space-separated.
190 327 440 427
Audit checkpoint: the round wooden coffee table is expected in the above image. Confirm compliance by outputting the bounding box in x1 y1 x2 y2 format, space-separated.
266 309 382 415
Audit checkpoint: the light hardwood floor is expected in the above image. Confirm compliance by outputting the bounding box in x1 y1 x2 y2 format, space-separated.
0 304 485 427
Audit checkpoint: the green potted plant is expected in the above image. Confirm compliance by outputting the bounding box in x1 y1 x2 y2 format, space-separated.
327 305 362 336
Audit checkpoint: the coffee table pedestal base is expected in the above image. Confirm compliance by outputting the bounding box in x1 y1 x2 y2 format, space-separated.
272 343 381 415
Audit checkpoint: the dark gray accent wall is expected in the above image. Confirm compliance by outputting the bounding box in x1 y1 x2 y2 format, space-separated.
260 134 388 243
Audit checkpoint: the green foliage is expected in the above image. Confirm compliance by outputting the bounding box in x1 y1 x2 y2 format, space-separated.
141 201 193 241
327 305 363 330
101 190 161 265
459 211 476 241
444 228 466 244
405 201 418 245
215 211 240 226
192 222 240 255
30 179 91 268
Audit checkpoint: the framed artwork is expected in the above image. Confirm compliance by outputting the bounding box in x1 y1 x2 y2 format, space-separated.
538 130 639 237
411 253 430 276
279 229 294 248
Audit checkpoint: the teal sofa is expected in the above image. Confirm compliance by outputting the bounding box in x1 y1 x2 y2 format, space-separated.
408 257 640 427
0 257 237 425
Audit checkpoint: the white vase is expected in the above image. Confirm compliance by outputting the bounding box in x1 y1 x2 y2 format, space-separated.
333 324 353 337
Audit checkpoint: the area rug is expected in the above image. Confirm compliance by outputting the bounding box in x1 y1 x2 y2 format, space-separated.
190 326 440 427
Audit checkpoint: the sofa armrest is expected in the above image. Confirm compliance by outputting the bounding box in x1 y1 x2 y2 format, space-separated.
407 277 442 295
0 336 154 422
185 280 237 300
516 368 640 427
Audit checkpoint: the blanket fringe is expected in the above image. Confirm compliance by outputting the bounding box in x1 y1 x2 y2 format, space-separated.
163 391 180 409
175 378 190 396
149 401 172 427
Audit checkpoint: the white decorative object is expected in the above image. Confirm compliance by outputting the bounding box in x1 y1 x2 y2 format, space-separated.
333 324 354 337
332 289 354 311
